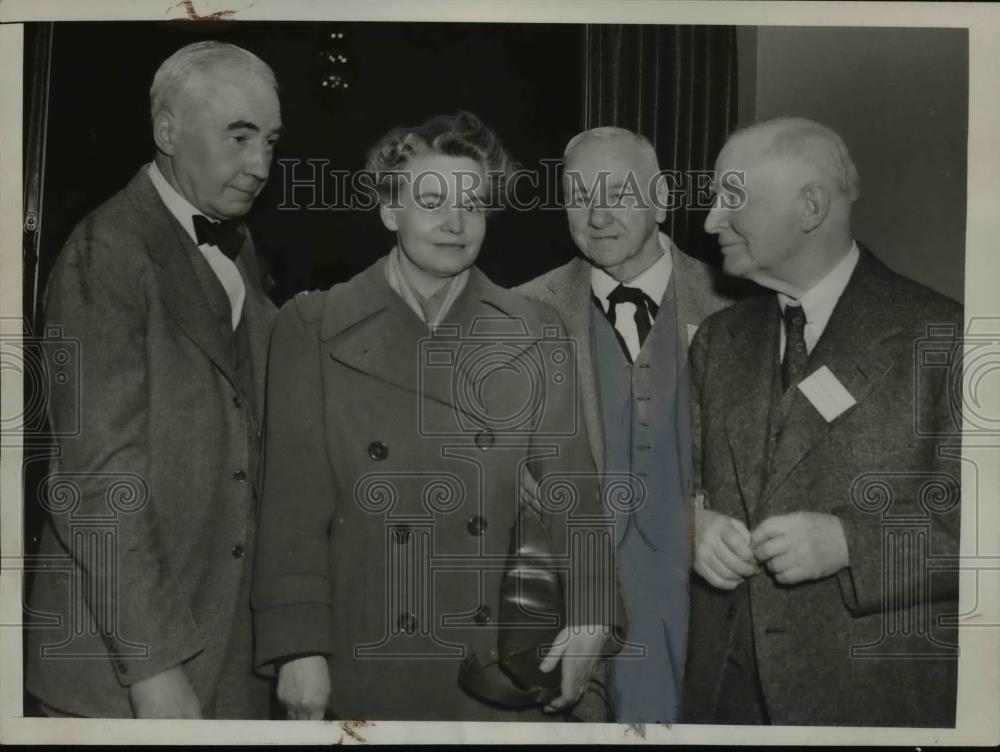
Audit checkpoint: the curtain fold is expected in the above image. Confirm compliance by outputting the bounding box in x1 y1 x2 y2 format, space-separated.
582 24 739 263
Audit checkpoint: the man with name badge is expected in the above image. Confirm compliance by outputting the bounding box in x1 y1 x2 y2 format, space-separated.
684 117 961 727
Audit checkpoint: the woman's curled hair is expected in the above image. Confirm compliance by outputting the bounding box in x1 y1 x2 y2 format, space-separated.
364 111 515 213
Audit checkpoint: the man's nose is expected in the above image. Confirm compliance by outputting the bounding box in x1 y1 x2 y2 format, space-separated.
704 205 725 234
244 141 271 181
588 206 612 228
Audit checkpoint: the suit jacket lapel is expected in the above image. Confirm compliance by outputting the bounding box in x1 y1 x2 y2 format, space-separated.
545 258 605 472
236 248 277 422
125 168 240 388
759 248 901 504
671 241 703 347
724 295 779 517
669 244 698 496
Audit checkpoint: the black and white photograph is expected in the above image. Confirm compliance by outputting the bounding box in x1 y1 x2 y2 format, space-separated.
1 0 998 746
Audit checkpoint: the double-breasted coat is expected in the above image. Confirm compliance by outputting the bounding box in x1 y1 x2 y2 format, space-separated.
251 258 614 721
684 248 962 726
26 167 275 718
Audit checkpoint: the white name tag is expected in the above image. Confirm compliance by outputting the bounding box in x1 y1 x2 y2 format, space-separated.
687 323 699 345
797 365 857 422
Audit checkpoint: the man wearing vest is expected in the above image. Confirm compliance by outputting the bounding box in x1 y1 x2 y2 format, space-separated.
519 127 732 723
684 117 961 726
26 41 282 718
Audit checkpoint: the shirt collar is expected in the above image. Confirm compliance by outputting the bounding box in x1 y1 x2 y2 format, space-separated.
777 241 861 324
384 245 469 328
147 161 209 247
590 231 674 311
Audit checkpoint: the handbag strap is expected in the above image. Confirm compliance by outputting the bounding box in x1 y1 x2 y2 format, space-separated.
458 654 560 709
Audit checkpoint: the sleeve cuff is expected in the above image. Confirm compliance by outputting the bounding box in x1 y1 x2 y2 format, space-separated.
254 602 334 675
831 505 881 616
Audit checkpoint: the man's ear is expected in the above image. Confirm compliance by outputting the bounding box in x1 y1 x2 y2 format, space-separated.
379 203 399 232
652 172 669 224
800 182 830 233
152 110 177 156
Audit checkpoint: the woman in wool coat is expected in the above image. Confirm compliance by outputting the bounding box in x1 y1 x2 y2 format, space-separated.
252 112 615 721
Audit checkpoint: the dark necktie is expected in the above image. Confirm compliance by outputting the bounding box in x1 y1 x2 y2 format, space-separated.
192 215 244 261
781 303 809 391
606 284 660 349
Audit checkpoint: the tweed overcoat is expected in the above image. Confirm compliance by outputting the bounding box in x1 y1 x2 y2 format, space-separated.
26 167 275 718
683 248 962 726
251 258 613 721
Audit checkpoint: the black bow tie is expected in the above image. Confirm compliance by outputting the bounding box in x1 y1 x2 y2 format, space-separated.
607 284 659 341
192 215 244 261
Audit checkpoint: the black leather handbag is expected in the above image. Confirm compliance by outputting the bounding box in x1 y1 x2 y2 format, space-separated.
458 506 564 708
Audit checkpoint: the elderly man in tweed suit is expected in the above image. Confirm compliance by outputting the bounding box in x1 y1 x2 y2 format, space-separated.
684 117 961 726
519 127 732 723
26 41 282 718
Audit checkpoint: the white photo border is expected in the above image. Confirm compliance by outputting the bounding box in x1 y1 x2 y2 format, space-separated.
1 0 998 746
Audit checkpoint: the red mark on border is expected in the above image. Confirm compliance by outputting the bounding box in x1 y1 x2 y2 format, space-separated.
177 0 238 21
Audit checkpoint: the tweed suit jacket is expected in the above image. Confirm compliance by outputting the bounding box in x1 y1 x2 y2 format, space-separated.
518 239 733 721
683 247 962 726
517 238 733 483
26 166 276 718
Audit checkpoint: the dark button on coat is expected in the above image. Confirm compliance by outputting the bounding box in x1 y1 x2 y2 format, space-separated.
252 259 613 721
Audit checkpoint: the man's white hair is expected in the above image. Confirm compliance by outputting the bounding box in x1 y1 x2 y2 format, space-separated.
149 40 277 121
564 126 661 177
737 117 861 202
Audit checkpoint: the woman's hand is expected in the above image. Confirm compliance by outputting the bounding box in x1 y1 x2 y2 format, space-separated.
277 655 331 720
538 624 611 712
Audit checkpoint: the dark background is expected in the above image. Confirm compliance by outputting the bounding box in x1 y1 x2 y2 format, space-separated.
28 21 595 308
28 23 968 314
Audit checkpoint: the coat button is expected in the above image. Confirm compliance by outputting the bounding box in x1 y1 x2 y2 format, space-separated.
473 605 492 625
368 441 389 461
233 469 247 482
232 544 245 559
466 516 487 536
391 525 412 544
232 395 243 409
397 613 417 635
474 430 495 450
726 604 737 619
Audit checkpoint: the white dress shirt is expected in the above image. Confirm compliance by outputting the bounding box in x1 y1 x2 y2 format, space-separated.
777 241 860 357
147 162 246 330
591 231 674 362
